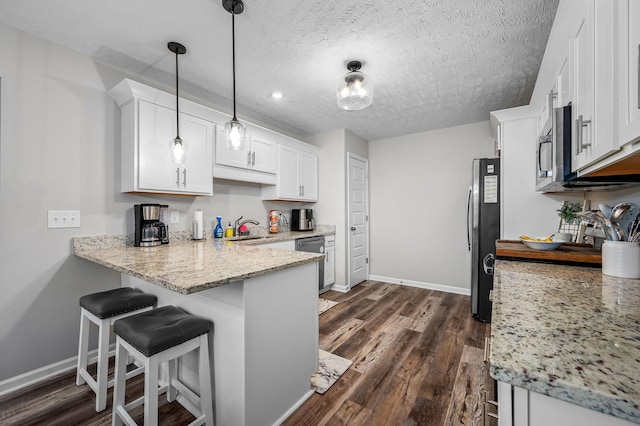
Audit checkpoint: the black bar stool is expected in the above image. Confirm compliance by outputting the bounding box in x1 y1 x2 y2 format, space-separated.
112 305 214 426
76 287 157 411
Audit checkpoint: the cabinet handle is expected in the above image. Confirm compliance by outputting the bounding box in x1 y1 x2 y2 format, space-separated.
251 151 255 167
577 114 592 153
247 152 252 167
301 185 304 196
183 169 187 187
298 185 302 196
176 167 180 187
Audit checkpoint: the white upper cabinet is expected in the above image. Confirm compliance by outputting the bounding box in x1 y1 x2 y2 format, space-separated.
262 144 319 202
109 79 214 196
617 0 640 147
214 129 277 174
572 0 617 171
137 101 214 194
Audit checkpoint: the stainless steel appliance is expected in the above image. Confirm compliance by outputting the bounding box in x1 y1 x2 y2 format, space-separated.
134 204 167 247
291 209 314 231
467 158 500 323
295 235 326 292
536 104 640 192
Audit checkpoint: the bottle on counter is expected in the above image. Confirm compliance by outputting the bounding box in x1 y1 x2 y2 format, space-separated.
214 216 223 239
225 222 234 237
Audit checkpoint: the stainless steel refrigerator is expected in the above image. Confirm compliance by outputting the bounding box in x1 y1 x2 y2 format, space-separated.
467 158 500 323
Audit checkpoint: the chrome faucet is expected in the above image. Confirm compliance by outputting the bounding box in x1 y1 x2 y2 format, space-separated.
235 216 260 236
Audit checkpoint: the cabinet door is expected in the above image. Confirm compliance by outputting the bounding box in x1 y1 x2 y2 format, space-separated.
556 47 572 107
572 3 594 171
278 145 301 199
618 0 640 146
324 243 335 286
574 1 617 171
215 126 251 169
138 100 181 192
250 136 277 174
298 151 318 201
180 113 214 194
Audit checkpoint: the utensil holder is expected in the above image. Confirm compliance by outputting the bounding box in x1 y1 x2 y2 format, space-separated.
602 241 640 279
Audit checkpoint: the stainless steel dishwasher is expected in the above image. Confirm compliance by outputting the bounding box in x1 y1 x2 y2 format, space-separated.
295 236 325 292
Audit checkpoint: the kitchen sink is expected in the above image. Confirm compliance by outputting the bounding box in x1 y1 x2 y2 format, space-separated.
226 235 269 241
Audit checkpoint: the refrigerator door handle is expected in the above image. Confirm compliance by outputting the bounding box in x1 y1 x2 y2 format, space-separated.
467 186 472 251
482 253 495 275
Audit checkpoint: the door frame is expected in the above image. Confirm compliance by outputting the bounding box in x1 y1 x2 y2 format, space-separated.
346 152 370 289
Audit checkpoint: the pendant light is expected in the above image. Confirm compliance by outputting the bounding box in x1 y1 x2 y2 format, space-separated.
223 0 247 151
337 60 374 111
168 41 187 163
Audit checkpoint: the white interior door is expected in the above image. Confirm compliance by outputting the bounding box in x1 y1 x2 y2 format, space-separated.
348 153 369 288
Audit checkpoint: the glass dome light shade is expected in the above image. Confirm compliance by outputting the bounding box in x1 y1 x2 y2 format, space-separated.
337 70 374 111
225 118 246 151
170 136 187 164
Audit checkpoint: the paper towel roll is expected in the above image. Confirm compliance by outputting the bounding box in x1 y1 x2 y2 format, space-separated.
193 210 204 240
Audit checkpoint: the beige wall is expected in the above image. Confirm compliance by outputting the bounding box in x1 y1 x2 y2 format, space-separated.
368 122 495 291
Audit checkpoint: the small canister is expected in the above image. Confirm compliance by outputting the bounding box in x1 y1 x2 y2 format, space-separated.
602 240 640 279
269 210 279 233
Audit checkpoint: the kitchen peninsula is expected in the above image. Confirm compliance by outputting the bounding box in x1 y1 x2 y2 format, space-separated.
73 235 324 426
490 260 640 425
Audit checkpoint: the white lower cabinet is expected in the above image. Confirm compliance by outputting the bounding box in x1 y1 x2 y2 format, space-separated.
498 382 635 426
324 235 335 287
262 144 319 202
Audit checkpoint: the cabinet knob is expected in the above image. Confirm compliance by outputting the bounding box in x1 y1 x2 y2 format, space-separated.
351 226 356 231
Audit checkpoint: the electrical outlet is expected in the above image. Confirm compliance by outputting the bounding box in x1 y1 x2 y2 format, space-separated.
170 211 180 224
48 210 81 228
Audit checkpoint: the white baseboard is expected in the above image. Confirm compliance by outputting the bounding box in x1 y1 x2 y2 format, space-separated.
368 275 471 296
0 356 77 397
0 347 103 398
274 389 315 425
330 283 349 293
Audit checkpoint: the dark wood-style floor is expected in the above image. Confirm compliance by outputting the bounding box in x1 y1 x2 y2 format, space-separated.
0 281 494 426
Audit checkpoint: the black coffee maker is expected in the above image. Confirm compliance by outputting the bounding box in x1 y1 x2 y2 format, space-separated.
134 204 167 247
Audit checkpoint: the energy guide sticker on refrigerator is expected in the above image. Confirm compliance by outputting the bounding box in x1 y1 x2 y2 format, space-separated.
467 158 500 323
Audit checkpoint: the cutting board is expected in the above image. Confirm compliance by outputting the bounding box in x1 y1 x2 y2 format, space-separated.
495 240 602 266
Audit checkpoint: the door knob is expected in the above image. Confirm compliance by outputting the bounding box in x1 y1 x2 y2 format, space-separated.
351 226 356 231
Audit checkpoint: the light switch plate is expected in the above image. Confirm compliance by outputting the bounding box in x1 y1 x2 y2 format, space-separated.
48 210 81 228
170 211 180 224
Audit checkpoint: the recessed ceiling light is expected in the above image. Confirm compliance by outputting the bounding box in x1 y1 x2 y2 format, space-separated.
269 91 284 99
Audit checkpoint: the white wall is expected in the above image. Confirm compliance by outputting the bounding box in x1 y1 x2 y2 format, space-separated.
0 23 309 381
368 122 495 291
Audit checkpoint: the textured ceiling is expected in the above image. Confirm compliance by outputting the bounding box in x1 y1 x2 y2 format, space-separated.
0 0 558 141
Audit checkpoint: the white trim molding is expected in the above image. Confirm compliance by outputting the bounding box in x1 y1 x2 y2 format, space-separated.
368 275 471 296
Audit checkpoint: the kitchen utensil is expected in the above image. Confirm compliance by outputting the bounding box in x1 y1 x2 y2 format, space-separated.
578 211 616 241
628 213 640 242
599 203 612 218
610 203 638 241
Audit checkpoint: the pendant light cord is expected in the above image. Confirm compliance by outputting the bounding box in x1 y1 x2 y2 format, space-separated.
232 10 237 121
175 49 181 139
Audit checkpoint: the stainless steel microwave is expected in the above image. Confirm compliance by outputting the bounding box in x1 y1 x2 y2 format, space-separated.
536 105 640 192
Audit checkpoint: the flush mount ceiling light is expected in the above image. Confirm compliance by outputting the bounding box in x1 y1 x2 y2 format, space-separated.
269 91 284 99
168 41 187 163
223 0 247 151
337 60 374 111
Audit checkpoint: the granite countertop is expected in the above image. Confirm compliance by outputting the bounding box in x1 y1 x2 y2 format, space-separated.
490 260 640 423
73 232 327 294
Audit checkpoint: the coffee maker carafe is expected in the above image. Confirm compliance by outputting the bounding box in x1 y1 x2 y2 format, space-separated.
134 204 166 247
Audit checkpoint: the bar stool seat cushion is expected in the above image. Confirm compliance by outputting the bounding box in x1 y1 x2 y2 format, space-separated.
79 287 157 319
114 305 212 357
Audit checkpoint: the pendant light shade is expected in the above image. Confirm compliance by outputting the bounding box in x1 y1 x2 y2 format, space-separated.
223 0 246 151
168 41 188 163
337 61 374 111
